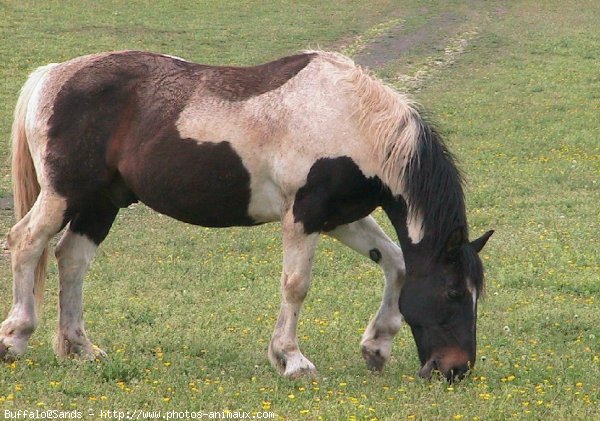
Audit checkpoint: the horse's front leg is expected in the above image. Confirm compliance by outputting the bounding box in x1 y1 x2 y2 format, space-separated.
327 216 406 371
268 210 319 378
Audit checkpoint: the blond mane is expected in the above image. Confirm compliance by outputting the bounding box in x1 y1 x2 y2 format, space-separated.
310 51 465 246
312 51 424 197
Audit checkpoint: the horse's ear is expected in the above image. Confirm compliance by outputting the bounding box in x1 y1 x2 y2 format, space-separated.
445 227 465 258
470 230 494 253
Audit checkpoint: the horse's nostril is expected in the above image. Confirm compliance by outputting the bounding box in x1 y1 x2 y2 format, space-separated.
421 358 472 382
447 364 470 382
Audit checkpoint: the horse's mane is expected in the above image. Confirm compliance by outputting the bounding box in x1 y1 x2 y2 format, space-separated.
315 51 467 254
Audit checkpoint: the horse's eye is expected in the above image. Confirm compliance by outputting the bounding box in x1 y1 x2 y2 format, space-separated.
447 289 464 300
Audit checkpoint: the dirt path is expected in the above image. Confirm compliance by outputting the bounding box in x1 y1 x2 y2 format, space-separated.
352 12 467 69
342 4 507 92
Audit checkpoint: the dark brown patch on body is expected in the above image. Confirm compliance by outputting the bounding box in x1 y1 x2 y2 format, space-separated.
123 139 255 227
45 51 315 228
69 197 119 245
293 157 386 234
203 53 316 101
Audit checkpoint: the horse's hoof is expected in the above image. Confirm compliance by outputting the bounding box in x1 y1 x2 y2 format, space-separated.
282 353 317 379
361 344 387 372
74 344 107 361
90 344 108 359
0 335 27 362
66 347 106 361
0 342 21 363
55 335 107 361
268 343 317 378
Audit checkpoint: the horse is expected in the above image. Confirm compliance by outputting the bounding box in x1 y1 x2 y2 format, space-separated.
0 50 493 381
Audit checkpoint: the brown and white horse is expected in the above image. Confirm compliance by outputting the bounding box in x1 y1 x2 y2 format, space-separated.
1 50 492 381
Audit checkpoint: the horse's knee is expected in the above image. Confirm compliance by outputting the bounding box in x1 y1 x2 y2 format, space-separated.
375 313 403 336
283 272 309 302
6 224 25 251
7 228 35 266
55 241 80 269
379 246 405 278
6 229 13 249
55 238 76 262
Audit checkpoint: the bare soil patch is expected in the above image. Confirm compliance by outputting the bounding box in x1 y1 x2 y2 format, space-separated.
353 12 466 69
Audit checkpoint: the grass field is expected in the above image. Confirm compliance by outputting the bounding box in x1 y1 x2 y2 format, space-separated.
0 1 598 420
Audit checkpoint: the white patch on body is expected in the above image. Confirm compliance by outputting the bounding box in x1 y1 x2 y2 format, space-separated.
466 277 478 313
21 63 57 186
406 209 424 244
160 53 189 62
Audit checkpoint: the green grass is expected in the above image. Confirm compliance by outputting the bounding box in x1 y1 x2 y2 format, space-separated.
0 1 598 420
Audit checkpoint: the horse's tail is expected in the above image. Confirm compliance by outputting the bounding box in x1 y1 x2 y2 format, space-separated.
10 64 55 312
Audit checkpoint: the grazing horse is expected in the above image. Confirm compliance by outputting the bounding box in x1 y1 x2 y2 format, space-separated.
0 50 492 381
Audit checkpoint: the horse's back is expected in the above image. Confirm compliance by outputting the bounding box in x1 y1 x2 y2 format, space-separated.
31 51 329 226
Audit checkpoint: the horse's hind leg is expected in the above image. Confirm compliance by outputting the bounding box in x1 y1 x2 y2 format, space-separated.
268 210 319 378
327 216 406 371
54 198 118 359
0 193 66 360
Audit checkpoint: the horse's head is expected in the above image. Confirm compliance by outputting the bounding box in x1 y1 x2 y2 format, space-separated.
399 228 493 382
366 92 494 381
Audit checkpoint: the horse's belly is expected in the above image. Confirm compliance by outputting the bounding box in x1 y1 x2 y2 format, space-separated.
122 140 261 227
246 177 285 223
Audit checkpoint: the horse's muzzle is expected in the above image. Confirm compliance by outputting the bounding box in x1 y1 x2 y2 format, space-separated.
418 358 471 382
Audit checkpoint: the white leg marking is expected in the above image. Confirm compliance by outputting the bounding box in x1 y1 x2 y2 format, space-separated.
268 210 319 378
0 194 66 359
54 230 105 359
327 216 406 371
